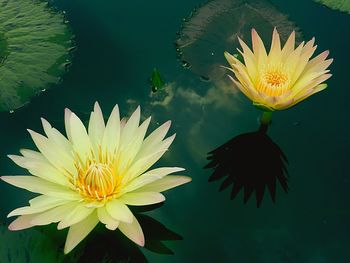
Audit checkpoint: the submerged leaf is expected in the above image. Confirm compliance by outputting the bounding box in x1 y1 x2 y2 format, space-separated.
314 0 350 14
0 0 74 112
175 0 302 83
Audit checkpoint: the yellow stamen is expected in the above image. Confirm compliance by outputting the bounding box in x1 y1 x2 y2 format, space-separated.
256 65 290 97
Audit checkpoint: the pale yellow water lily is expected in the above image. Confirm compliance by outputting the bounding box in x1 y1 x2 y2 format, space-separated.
224 28 333 111
1 103 191 254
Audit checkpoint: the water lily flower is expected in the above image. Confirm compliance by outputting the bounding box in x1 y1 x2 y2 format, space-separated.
224 28 333 111
1 103 191 254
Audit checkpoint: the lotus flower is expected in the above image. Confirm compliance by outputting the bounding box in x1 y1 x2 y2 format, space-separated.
1 103 191 254
224 28 333 111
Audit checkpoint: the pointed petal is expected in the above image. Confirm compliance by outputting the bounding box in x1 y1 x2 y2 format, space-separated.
135 175 191 193
119 192 165 206
106 199 133 223
58 205 95 229
30 202 78 225
69 112 93 163
27 130 76 175
64 211 99 254
268 27 282 63
281 30 295 60
1 176 80 199
8 196 70 217
88 102 105 153
101 104 120 156
8 214 37 231
251 28 267 65
123 167 185 193
119 106 141 151
135 120 171 159
97 206 120 230
119 216 145 246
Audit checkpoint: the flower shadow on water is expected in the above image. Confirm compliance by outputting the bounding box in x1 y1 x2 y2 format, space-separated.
75 204 183 263
0 204 182 263
205 123 289 207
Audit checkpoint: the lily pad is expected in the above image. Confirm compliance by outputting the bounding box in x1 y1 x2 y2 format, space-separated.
175 0 302 83
0 0 74 112
314 0 350 14
0 223 72 263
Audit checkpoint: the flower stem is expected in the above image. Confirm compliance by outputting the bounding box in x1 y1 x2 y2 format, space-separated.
260 111 272 125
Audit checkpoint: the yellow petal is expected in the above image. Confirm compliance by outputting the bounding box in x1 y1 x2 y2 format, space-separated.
268 27 282 64
281 30 295 60
251 28 267 65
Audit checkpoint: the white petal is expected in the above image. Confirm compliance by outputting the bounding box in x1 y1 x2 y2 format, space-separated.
8 196 70 217
101 104 120 156
19 149 45 160
135 120 171 159
64 211 99 254
119 106 141 151
69 112 93 163
88 102 106 151
106 199 133 223
8 155 70 186
27 129 76 175
97 206 119 230
30 202 78 225
58 205 95 229
1 176 80 199
118 216 145 246
119 192 165 206
65 108 73 141
117 117 151 172
135 175 192 193
8 214 37 231
122 166 187 193
41 118 72 153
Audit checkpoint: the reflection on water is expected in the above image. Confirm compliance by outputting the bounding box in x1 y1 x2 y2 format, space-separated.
205 122 289 207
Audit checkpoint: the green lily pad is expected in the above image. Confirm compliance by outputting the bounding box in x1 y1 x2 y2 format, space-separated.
314 0 350 14
175 0 302 84
0 223 72 263
0 0 74 112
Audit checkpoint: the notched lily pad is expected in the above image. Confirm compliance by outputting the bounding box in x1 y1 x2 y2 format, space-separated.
0 0 75 112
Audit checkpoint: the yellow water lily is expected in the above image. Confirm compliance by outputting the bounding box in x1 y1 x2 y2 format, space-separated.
224 28 333 111
1 103 191 254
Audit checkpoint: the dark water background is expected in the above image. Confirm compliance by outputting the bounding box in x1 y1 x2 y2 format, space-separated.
0 0 350 262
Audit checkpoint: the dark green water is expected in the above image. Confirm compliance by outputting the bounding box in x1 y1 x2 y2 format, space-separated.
0 0 349 262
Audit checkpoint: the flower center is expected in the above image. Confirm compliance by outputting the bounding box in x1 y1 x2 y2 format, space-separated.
256 65 290 97
75 162 120 201
264 70 288 87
